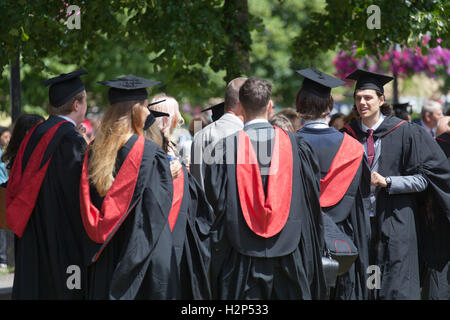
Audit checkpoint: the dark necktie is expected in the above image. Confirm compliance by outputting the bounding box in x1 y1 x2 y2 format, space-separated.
367 129 375 167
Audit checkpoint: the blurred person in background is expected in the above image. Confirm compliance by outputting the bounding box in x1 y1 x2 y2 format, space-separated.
269 113 294 132
328 112 346 130
417 99 444 137
149 94 186 163
0 126 10 270
0 114 44 271
277 108 303 131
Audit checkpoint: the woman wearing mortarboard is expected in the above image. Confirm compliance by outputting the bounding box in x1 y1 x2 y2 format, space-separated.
79 75 179 299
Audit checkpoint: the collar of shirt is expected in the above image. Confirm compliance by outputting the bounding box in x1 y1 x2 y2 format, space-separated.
244 118 269 129
361 114 385 133
420 119 435 136
303 118 329 129
222 112 244 125
57 115 76 127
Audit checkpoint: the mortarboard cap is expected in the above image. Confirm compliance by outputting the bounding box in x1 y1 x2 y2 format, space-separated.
201 101 225 122
393 102 411 112
296 68 346 98
346 69 394 94
393 102 412 118
44 69 87 108
98 75 160 104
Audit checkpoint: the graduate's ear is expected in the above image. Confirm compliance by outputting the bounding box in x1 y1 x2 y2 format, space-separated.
378 93 385 106
72 99 80 112
267 100 273 117
72 91 86 113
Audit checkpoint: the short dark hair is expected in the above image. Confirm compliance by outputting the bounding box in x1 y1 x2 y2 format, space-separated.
239 77 272 116
295 88 333 120
48 91 86 116
224 77 247 111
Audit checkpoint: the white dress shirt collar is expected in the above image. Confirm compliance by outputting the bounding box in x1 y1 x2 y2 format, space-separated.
361 114 385 133
244 118 269 129
303 118 329 129
57 115 76 127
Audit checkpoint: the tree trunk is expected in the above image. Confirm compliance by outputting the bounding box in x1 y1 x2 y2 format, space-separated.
392 44 399 105
9 49 21 124
223 0 251 83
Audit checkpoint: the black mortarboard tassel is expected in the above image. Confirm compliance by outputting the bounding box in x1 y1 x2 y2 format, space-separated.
346 69 394 94
44 69 87 108
201 102 225 122
98 74 160 104
144 99 169 130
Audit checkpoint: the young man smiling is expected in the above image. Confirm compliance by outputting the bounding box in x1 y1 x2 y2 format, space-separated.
342 69 450 300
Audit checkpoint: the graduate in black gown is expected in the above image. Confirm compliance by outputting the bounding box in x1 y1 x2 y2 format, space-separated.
80 75 178 299
144 109 214 299
295 68 371 300
342 69 450 300
436 116 450 158
420 117 450 300
6 70 90 299
204 77 327 300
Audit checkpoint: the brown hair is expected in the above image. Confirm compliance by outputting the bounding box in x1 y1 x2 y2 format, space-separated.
48 91 86 116
269 114 294 132
239 77 272 117
295 88 333 120
189 113 211 137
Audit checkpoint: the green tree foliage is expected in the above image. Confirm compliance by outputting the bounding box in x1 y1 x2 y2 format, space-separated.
0 0 235 114
249 0 336 108
292 0 449 61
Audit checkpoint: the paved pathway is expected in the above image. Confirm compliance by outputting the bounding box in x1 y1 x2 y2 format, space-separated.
0 273 13 300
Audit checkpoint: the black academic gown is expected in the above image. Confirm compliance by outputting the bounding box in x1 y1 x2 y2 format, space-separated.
11 116 89 299
342 115 450 300
419 132 450 300
297 126 370 300
170 165 214 299
84 135 179 300
205 122 327 300
436 132 450 158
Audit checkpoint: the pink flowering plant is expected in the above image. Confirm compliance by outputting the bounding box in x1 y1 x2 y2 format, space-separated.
333 36 449 88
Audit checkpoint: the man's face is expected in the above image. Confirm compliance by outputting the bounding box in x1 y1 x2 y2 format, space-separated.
426 106 443 128
354 89 384 121
74 91 88 125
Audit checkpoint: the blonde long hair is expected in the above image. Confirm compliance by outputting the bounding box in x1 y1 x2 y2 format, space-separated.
149 93 184 139
88 100 146 197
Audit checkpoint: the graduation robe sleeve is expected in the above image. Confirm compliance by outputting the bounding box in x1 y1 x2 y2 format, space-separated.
293 134 328 299
173 166 214 299
411 125 450 271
